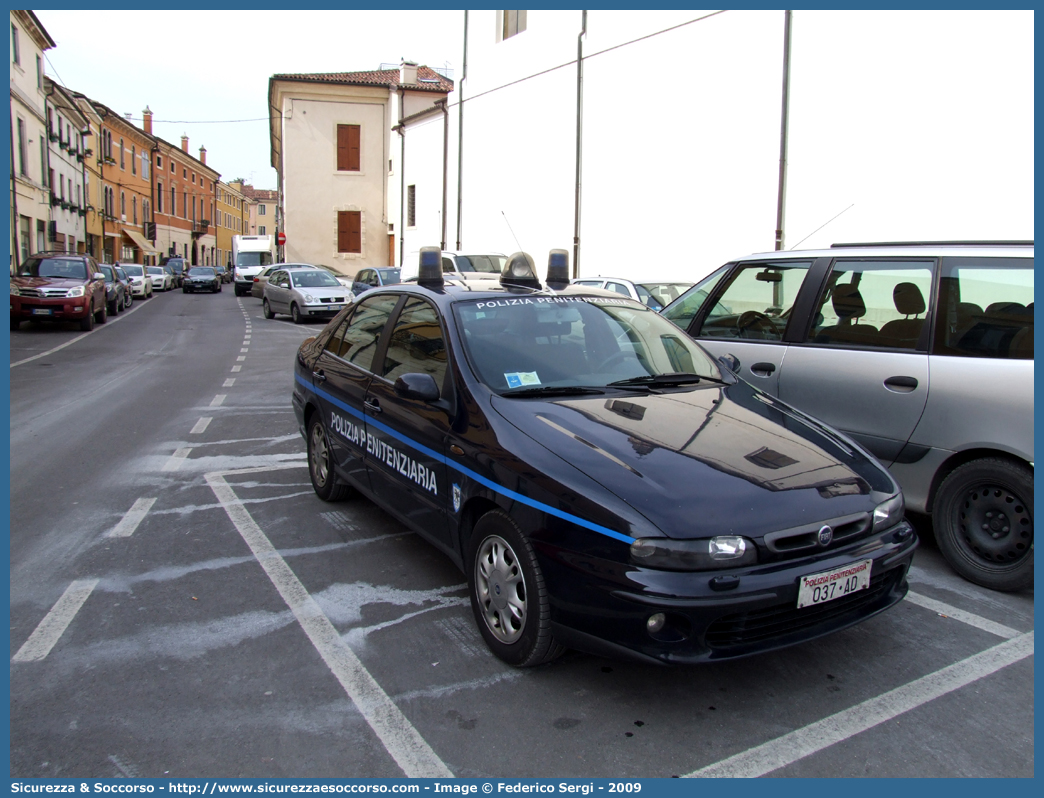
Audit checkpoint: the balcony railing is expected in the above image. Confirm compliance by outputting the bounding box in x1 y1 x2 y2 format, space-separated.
191 219 210 236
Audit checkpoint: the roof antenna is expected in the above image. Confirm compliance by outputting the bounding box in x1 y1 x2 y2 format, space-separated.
501 210 523 251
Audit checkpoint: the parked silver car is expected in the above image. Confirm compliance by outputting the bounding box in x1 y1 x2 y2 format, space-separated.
262 267 354 323
662 241 1034 591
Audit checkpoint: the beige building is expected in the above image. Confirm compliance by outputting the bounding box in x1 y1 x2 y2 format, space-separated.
268 62 453 276
216 180 250 268
242 184 277 238
10 11 55 267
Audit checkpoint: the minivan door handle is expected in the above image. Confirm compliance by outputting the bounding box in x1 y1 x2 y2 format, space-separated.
750 362 776 377
884 376 918 393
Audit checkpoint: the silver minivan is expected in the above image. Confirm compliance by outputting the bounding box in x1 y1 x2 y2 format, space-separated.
663 241 1034 591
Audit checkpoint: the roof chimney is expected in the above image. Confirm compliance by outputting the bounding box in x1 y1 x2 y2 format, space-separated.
199 145 206 165
181 134 189 152
400 60 418 85
124 112 133 123
142 106 153 135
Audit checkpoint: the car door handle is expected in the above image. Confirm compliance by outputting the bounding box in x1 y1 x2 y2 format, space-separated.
312 370 326 383
884 376 918 393
750 362 776 377
364 397 382 414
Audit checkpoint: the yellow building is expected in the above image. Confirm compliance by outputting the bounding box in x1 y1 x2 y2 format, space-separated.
215 180 250 268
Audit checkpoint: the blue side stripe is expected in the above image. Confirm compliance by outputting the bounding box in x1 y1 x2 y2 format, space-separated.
297 372 634 544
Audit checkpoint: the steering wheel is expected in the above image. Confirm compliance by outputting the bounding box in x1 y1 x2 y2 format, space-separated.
736 310 776 337
595 350 635 371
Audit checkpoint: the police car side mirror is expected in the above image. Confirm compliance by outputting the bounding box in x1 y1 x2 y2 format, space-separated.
718 353 740 373
394 373 440 403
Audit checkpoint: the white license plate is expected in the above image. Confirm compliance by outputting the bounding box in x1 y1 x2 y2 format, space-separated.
797 559 872 608
31 308 52 316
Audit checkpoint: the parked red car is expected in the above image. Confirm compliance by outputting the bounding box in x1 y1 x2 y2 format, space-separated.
11 252 109 331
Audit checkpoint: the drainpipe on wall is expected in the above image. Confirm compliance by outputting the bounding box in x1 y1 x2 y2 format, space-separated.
10 114 22 270
456 9 468 251
398 86 406 267
441 100 448 251
573 10 587 278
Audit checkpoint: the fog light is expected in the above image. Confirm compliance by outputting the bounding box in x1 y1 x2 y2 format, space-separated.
73 306 83 312
646 613 666 634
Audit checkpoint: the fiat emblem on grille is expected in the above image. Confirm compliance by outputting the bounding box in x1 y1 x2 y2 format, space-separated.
818 525 834 546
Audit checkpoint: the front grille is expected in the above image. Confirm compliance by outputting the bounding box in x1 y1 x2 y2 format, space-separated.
18 287 71 298
705 566 902 650
762 512 872 559
319 297 345 304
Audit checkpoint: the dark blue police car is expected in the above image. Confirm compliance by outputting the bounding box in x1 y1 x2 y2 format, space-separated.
292 248 917 666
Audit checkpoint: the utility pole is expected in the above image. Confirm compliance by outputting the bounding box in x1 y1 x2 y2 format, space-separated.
774 10 793 251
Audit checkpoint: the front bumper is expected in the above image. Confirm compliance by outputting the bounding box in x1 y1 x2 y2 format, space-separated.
300 304 345 318
184 282 219 292
11 296 92 321
539 521 918 664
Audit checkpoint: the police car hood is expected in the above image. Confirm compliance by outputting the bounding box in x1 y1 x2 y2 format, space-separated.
491 380 896 541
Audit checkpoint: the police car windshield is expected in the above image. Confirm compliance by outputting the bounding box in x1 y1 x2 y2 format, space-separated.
454 296 722 393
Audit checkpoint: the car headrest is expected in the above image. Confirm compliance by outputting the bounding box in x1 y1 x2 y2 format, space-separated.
893 282 926 316
832 284 866 320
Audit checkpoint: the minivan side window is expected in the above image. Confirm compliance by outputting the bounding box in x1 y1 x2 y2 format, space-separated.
933 257 1033 359
808 260 933 350
696 262 812 341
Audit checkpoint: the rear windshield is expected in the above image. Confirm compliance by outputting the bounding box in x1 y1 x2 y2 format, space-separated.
18 257 88 280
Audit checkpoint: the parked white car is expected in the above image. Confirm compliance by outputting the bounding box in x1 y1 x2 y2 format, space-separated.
573 277 694 311
121 264 154 298
147 266 172 292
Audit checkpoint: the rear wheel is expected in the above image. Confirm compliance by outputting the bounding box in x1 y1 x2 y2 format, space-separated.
263 299 274 319
307 416 352 502
124 292 132 309
933 458 1033 592
291 303 302 324
10 318 20 331
96 299 107 324
108 297 119 316
467 510 565 667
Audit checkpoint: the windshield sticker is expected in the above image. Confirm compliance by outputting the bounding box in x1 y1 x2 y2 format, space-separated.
505 371 541 389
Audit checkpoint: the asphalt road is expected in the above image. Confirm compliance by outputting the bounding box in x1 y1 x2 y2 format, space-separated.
8 286 1034 779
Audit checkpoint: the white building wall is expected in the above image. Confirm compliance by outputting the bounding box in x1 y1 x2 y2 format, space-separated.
49 108 85 251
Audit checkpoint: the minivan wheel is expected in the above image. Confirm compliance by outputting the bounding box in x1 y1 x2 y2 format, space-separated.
467 510 564 667
933 458 1033 592
79 303 95 331
96 299 107 324
307 416 352 502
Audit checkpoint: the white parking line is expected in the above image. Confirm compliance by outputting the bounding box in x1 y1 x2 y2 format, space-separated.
687 631 1033 777
223 379 236 388
191 417 213 434
162 448 192 471
210 394 226 407
905 591 1020 639
106 497 157 538
12 579 100 662
206 466 453 778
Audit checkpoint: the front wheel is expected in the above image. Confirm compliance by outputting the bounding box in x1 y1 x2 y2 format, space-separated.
307 416 352 502
262 299 274 319
79 303 95 331
291 303 302 324
933 458 1033 592
467 510 564 667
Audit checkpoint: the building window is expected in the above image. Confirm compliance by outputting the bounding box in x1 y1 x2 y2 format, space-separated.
499 10 527 41
35 55 41 88
120 191 125 217
183 168 187 178
157 181 163 213
259 225 266 235
11 22 19 65
17 117 28 176
131 145 137 175
132 196 137 224
40 137 47 186
171 186 176 215
142 151 149 180
143 199 150 221
259 204 266 216
407 185 416 227
120 138 125 169
171 160 175 173
337 124 361 171
156 155 162 168
337 211 362 253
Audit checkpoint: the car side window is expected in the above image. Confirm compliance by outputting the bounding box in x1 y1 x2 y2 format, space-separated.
808 260 933 350
661 265 730 331
606 282 632 297
272 271 286 287
328 293 400 371
933 257 1033 359
379 298 448 388
695 262 812 341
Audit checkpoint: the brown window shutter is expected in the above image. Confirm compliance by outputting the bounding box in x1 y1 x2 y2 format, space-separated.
337 124 360 171
338 211 361 253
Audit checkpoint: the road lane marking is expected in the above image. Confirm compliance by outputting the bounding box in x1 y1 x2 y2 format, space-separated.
240 348 249 353
905 591 1020 639
106 497 157 538
10 303 146 368
687 631 1034 778
210 394 226 407
191 417 213 434
12 579 100 662
236 356 246 362
206 467 452 778
231 365 242 372
163 448 192 471
223 379 236 388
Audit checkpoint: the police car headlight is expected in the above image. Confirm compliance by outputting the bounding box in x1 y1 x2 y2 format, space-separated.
873 493 905 532
630 536 756 571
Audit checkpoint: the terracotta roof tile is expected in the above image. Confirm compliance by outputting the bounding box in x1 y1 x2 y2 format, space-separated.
271 65 453 93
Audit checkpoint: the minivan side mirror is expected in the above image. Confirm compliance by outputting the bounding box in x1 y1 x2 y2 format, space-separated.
394 373 440 402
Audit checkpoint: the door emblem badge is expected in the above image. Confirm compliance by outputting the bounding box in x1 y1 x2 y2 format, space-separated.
818 525 834 546
452 483 461 513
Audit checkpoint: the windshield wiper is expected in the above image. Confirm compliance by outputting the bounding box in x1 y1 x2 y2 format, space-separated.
501 385 606 398
607 373 707 388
